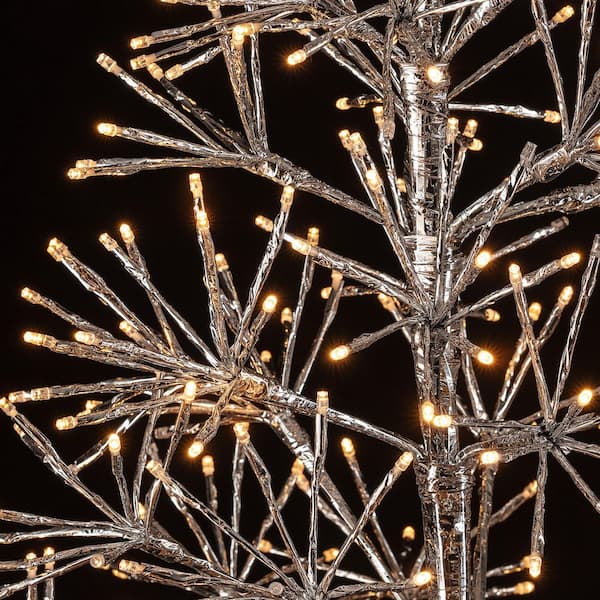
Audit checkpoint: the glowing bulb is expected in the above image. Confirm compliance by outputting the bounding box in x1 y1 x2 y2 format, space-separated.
395 451 414 473
397 177 407 193
577 388 593 408
291 238 311 255
526 302 542 322
372 105 384 126
330 345 350 361
558 285 574 306
287 49 307 65
447 116 459 143
165 64 184 80
119 560 144 575
321 286 332 299
258 539 273 553
480 450 501 465
43 547 55 570
195 208 209 230
402 525 416 542
338 129 351 150
335 97 351 110
291 458 304 476
432 414 453 428
551 5 574 23
560 252 581 268
202 455 215 476
365 168 382 191
421 401 435 423
262 295 278 313
527 554 542 578
463 119 478 138
543 110 561 124
24 331 44 346
188 440 205 458
74 331 99 346
349 132 367 156
260 349 272 363
476 350 494 365
119 223 135 244
484 308 501 322
233 421 250 444
47 238 69 261
86 399 102 412
340 437 355 457
21 287 40 304
475 250 492 269
514 581 535 595
97 122 120 137
322 548 339 563
522 480 538 499
189 173 203 200
183 381 197 403
215 253 229 272
316 390 329 416
147 63 164 81
130 35 152 50
280 185 295 207
468 138 483 151
55 416 78 431
413 570 433 586
281 307 293 325
426 65 444 84
307 227 320 245
90 554 106 569
99 233 117 251
107 433 121 456
255 215 274 231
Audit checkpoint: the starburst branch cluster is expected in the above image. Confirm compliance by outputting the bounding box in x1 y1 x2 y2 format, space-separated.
2 1 600 599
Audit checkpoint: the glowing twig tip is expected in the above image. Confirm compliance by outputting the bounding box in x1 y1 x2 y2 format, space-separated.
188 440 205 458
201 455 215 476
97 122 120 137
475 250 492 269
560 252 581 268
262 295 278 313
287 49 307 66
413 570 433 586
476 350 494 365
402 525 416 542
340 437 355 457
108 433 121 456
421 401 435 423
330 345 350 361
577 388 594 408
480 450 501 465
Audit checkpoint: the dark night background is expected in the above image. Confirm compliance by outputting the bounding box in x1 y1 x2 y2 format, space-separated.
1 1 599 598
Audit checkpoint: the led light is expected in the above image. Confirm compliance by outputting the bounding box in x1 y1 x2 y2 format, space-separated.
577 388 593 408
463 119 478 138
322 547 339 562
330 344 350 361
147 63 164 80
138 502 147 520
338 129 352 150
365 168 382 191
426 65 444 84
56 416 78 431
99 233 117 251
97 122 120 137
287 49 307 65
349 132 367 156
421 401 435 423
475 250 492 269
321 286 332 299
480 450 501 465
514 581 535 595
340 437 355 457
215 253 229 272
202 455 215 476
402 525 416 542
468 138 483 151
476 350 494 365
119 560 144 575
189 173 203 200
413 570 433 586
258 539 272 553
130 36 153 50
43 547 55 570
543 110 561 124
281 307 293 324
307 226 320 246
86 399 102 412
372 105 384 126
397 177 407 193
262 295 278 313
183 381 197 403
336 97 351 110
47 238 69 261
522 480 538 499
484 308 501 322
447 116 459 143
378 293 396 312
119 223 135 244
280 185 295 207
260 349 272 363
0 398 17 418
558 285 574 306
395 451 414 473
316 390 329 415
165 64 184 80
74 330 99 346
108 433 121 456
527 553 542 578
90 554 106 569
528 302 542 322
255 215 274 231
188 440 205 458
560 252 581 268
233 422 250 444
291 458 304 476
551 5 575 23
432 414 453 428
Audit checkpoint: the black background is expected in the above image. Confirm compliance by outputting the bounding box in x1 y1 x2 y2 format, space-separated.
1 1 599 598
